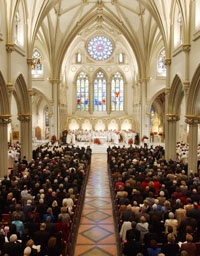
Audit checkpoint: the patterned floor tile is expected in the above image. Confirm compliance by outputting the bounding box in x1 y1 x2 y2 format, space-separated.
73 154 119 256
81 226 112 242
84 210 110 222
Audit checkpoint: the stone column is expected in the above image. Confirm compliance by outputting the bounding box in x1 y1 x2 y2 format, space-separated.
49 79 60 139
185 117 199 173
166 114 179 160
164 58 171 160
182 44 191 104
6 44 15 102
18 114 32 162
89 77 93 114
0 116 11 177
140 78 148 137
107 78 111 115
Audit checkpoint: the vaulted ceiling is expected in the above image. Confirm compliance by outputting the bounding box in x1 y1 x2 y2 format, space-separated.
22 0 176 77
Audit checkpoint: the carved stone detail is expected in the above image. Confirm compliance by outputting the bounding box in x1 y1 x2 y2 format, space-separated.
164 58 171 66
18 114 31 121
166 114 179 121
182 44 191 52
6 44 15 53
0 115 11 124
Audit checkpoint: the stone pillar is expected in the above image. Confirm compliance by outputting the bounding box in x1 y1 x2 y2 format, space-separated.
89 77 93 114
166 114 179 160
185 117 199 173
107 78 111 115
49 79 60 139
6 44 15 101
90 118 97 130
18 114 32 162
0 116 11 177
182 44 191 102
164 58 171 160
103 118 109 130
140 78 148 137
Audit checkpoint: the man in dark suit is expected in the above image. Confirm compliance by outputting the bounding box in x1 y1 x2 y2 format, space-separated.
4 234 23 256
123 221 142 256
126 221 140 242
33 222 50 255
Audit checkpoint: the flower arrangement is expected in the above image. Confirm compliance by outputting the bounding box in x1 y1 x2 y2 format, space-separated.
94 138 101 145
128 138 133 144
141 135 148 142
51 135 57 141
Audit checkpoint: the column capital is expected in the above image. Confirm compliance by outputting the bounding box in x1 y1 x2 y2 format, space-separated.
27 58 33 65
6 43 15 53
182 44 191 52
164 58 171 66
18 114 31 121
49 78 61 84
166 114 179 121
0 115 11 124
185 116 200 125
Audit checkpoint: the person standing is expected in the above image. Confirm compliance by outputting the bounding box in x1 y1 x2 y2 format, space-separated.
33 223 50 255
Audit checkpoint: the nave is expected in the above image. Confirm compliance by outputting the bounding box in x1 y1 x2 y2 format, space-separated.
70 154 120 256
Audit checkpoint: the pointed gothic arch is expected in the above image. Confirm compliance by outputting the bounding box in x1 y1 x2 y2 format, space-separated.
15 74 30 115
168 74 184 115
0 71 10 115
187 64 200 115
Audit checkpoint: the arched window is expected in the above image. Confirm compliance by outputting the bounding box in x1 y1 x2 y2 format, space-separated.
87 35 113 61
76 72 89 111
195 0 200 30
76 53 82 63
111 72 124 111
14 8 24 46
174 6 183 47
118 53 124 63
157 49 166 76
32 49 43 77
94 71 106 111
14 1 25 47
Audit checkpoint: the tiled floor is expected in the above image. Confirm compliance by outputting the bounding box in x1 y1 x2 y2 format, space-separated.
73 153 119 256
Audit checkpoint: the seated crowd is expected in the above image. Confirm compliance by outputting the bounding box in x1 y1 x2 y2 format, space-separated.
108 144 200 256
0 143 91 256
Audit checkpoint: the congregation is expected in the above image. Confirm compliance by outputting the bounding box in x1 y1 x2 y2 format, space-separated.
0 142 91 256
2 139 200 256
107 144 200 256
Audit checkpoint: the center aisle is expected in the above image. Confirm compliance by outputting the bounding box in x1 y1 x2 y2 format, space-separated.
73 153 119 256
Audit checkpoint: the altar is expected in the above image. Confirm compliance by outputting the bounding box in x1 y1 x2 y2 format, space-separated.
93 136 107 144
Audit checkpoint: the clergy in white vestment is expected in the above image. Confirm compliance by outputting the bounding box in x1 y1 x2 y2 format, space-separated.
66 132 72 144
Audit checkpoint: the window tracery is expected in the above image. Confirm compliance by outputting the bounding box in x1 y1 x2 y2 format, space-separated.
94 71 106 111
87 35 113 61
32 49 43 77
111 72 124 111
76 72 89 111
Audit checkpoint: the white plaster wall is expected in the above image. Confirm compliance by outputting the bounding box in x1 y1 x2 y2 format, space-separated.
170 50 185 84
12 51 28 84
190 36 200 77
0 6 7 78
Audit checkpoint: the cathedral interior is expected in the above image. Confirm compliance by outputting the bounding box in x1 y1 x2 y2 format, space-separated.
0 0 200 175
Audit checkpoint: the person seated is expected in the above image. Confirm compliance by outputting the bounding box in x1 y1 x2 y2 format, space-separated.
146 239 161 256
162 233 179 256
180 233 197 256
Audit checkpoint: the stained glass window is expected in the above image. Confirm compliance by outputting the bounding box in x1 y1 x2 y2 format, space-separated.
111 72 124 111
157 49 166 76
76 72 89 111
87 35 113 61
94 71 106 111
32 49 43 76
